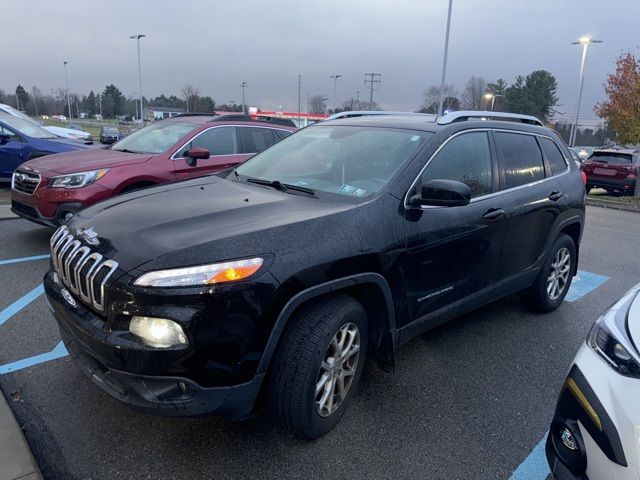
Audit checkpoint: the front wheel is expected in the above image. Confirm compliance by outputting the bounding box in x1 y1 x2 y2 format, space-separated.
524 234 576 312
267 294 368 440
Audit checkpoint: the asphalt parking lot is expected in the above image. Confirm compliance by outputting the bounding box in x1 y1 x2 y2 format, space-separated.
0 205 637 480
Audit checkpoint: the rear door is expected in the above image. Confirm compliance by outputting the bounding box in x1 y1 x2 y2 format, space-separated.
0 125 25 179
493 131 566 291
173 126 244 180
238 126 281 159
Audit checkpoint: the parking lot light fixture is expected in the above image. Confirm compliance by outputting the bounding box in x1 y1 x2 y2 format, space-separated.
240 82 248 114
483 93 502 111
129 34 146 122
569 35 602 147
330 74 342 113
63 61 72 119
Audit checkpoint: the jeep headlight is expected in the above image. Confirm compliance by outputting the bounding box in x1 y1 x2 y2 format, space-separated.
50 169 109 188
129 316 188 348
134 257 264 287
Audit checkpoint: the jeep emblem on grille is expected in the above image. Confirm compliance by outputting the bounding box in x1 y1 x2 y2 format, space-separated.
79 227 100 246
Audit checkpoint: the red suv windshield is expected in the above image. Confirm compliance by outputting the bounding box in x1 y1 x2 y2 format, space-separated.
111 122 197 154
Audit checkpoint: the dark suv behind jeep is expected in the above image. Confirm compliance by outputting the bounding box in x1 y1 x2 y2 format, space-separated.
44 111 585 439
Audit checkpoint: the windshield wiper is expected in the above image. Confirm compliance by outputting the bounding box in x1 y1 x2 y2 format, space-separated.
245 177 315 196
112 148 144 154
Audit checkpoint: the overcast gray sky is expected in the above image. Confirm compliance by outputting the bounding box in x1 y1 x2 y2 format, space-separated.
3 0 638 124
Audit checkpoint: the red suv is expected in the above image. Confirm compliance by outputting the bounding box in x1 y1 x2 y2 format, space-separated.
11 114 296 226
581 148 639 195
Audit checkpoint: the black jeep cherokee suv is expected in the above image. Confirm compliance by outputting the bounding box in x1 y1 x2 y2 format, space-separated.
44 111 585 439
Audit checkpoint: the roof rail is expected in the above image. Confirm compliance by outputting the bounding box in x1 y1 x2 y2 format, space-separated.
437 111 544 127
325 110 435 121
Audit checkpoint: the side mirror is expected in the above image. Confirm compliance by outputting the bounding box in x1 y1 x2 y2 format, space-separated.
409 179 471 207
184 147 210 167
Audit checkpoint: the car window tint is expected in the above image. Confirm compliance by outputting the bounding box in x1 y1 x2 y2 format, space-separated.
275 129 293 140
494 132 545 189
177 127 237 157
420 131 492 198
539 138 568 175
240 127 277 153
590 152 633 164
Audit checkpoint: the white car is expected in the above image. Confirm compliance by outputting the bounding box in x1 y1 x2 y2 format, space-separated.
546 282 640 479
0 104 92 143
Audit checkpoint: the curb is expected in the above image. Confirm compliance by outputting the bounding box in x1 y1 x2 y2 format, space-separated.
586 197 640 214
0 389 43 480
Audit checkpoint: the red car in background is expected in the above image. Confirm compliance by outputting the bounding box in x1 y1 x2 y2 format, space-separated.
581 148 639 195
11 114 296 226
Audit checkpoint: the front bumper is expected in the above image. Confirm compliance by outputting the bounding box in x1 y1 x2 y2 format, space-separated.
44 271 264 419
546 344 640 480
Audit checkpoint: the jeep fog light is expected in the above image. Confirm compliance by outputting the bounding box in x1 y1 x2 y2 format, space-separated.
130 316 188 348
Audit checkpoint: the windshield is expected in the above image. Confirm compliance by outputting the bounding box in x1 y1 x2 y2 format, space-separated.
235 125 431 197
0 111 57 139
111 121 196 154
590 152 633 164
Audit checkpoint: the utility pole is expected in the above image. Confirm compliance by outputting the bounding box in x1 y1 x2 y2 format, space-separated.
240 81 247 113
569 36 602 147
298 74 302 123
63 61 72 119
129 34 146 121
330 74 342 113
363 73 381 110
98 94 103 118
437 0 454 115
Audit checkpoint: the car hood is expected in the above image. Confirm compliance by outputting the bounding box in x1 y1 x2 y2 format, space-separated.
21 147 154 175
67 176 357 269
627 288 640 349
43 126 90 138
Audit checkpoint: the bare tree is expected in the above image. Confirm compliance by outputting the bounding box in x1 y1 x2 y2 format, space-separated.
181 84 200 113
31 86 42 116
461 76 487 110
420 84 459 113
308 94 327 114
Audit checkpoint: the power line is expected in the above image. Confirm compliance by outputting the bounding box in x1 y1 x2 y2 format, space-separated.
363 73 381 110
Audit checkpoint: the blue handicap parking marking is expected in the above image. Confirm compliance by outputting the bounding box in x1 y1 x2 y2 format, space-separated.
565 270 609 303
0 284 45 326
0 253 50 266
509 433 550 480
0 341 68 375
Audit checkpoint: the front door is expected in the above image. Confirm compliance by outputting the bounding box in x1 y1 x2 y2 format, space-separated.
173 126 245 180
0 125 24 180
403 130 508 329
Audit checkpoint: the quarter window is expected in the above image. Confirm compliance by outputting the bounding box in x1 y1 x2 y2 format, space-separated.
176 126 237 157
539 137 567 175
420 131 493 198
494 132 545 189
240 127 277 153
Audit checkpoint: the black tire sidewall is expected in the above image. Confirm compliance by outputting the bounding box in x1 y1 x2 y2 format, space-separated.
299 300 368 438
530 234 576 311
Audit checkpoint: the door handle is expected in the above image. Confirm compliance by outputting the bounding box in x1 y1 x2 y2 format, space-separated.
482 208 505 221
548 191 564 201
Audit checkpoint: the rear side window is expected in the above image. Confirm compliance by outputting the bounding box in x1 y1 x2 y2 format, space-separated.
420 131 493 198
176 126 238 157
494 132 545 189
240 127 277 153
275 129 293 140
539 137 568 175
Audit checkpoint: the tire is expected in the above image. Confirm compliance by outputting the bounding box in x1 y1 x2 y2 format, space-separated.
524 234 576 312
267 294 368 440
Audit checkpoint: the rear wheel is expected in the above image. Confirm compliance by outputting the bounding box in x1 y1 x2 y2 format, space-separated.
524 234 576 312
267 294 368 440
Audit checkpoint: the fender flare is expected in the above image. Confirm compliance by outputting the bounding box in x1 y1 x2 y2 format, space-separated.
256 273 397 375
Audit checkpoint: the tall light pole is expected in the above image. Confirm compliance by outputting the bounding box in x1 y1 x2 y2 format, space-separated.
129 34 146 122
330 74 342 113
569 35 602 147
483 93 503 111
437 0 454 115
298 74 302 123
63 61 72 119
240 82 247 113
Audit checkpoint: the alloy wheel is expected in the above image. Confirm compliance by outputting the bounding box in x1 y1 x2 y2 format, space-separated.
547 247 571 301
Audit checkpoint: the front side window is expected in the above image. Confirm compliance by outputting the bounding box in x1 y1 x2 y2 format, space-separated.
175 126 237 157
494 132 545 189
235 125 431 197
0 111 56 139
111 121 197 154
539 137 568 175
420 131 493 198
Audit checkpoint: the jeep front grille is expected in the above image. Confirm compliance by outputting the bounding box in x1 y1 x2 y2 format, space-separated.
50 226 118 312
